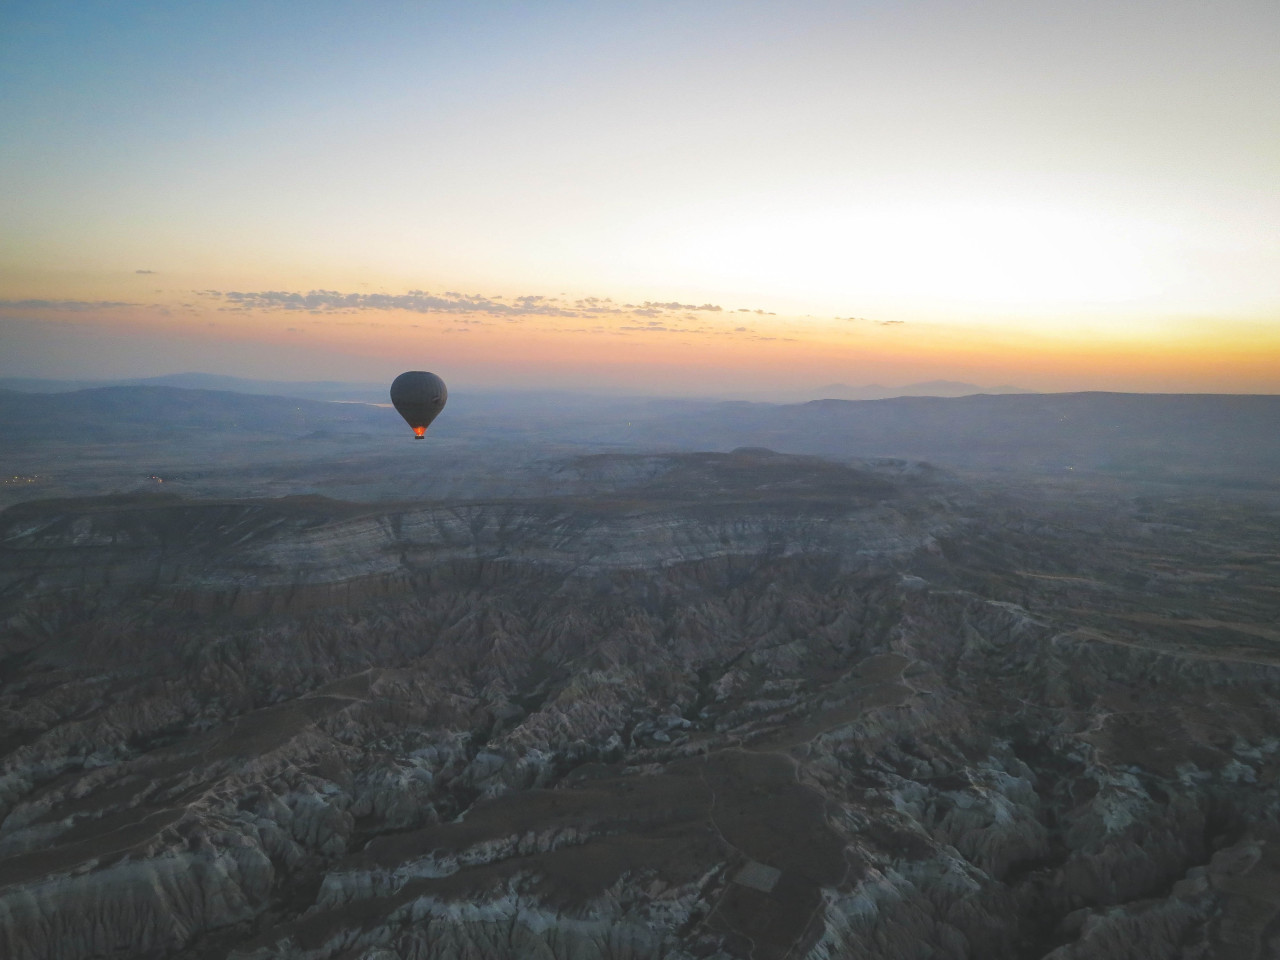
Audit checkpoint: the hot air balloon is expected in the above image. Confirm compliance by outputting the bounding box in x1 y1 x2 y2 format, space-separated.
390 371 447 439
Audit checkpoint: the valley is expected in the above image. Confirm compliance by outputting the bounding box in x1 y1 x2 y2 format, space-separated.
2 447 1278 958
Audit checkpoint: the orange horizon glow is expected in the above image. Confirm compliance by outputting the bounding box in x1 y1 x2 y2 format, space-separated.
3 289 1276 396
3 4 1277 395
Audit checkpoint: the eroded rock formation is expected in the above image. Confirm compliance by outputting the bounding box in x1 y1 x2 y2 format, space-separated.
1 451 1278 959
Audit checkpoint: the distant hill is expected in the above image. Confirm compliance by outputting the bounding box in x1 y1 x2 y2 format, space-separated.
628 392 1280 483
0 373 388 402
1 374 1031 404
795 380 1034 401
0 385 391 442
3 384 1277 485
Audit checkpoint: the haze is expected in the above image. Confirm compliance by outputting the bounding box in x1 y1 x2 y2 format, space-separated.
2 0 1278 395
5 6 1280 951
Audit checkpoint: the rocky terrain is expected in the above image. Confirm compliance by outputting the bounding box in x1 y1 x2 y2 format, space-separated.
1 449 1278 959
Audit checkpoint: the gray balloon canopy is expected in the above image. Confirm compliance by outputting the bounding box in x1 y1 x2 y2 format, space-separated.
390 371 447 438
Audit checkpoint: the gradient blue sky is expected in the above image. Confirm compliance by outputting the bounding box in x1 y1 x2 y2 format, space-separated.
3 1 1278 393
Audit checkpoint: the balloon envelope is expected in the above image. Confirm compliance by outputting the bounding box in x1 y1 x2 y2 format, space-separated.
390 371 447 438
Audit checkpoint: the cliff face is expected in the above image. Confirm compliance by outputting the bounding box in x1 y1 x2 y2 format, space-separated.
1 451 1277 960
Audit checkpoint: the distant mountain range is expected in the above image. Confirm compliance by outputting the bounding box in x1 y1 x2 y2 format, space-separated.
0 373 389 402
797 380 1034 401
0 374 1032 404
0 384 392 443
3 380 1278 486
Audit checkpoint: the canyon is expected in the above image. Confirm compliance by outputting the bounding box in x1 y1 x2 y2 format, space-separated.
2 447 1278 958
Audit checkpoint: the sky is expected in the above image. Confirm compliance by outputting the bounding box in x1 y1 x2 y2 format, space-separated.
2 0 1278 396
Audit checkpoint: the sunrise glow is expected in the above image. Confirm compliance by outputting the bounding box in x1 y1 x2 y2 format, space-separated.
2 1 1277 395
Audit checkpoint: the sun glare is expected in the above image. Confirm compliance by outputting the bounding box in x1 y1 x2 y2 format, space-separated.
661 197 1160 316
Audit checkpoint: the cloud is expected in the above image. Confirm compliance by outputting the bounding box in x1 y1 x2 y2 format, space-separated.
640 301 722 312
211 288 757 322
217 288 580 318
836 315 903 325
135 269 156 275
0 299 135 311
